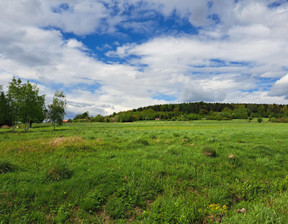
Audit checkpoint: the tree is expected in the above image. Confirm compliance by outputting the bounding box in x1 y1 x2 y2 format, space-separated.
73 111 90 121
257 105 266 117
20 81 45 131
0 85 12 126
47 91 67 130
7 78 22 132
232 108 249 119
0 91 12 126
7 77 46 132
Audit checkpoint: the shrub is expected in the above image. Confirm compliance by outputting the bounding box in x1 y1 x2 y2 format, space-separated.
271 118 288 123
202 147 217 157
46 164 72 181
257 117 263 123
0 160 16 174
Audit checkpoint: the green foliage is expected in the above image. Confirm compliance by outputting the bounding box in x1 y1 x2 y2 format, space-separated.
91 114 105 122
257 117 263 123
73 111 90 120
0 91 12 126
206 114 223 120
110 102 288 122
47 90 67 130
270 117 288 123
6 77 45 131
232 107 249 119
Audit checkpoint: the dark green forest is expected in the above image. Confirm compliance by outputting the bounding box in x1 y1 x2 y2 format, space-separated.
74 102 288 123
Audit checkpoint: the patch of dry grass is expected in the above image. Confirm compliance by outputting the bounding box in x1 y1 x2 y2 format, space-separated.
47 136 83 147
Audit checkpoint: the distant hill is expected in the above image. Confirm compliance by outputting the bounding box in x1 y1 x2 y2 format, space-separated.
73 102 288 123
109 102 288 122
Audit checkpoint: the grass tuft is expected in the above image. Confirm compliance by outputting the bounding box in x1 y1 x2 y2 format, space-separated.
202 147 217 157
46 164 72 181
79 191 105 214
135 139 149 146
0 160 16 174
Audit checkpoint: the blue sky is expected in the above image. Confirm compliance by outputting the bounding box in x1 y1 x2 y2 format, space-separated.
1 0 288 117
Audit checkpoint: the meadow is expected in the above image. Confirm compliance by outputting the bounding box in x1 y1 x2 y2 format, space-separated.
1 120 288 223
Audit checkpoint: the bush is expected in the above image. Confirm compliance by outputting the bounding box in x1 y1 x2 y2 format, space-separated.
257 117 263 123
270 118 288 123
0 160 16 174
46 164 72 181
206 115 223 120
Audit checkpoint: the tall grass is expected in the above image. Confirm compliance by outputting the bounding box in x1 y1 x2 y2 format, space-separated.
1 120 288 223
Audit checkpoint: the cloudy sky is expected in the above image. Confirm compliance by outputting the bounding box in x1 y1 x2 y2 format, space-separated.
1 0 288 117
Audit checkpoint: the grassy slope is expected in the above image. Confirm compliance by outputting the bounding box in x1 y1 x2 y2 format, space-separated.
1 120 288 223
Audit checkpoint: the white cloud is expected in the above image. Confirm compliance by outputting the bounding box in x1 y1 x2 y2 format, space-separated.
1 0 288 117
269 74 288 99
0 0 110 35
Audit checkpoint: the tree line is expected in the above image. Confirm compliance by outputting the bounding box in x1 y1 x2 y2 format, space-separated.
73 101 288 123
110 102 288 122
0 78 67 131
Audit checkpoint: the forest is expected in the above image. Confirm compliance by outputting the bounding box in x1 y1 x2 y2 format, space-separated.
74 102 288 123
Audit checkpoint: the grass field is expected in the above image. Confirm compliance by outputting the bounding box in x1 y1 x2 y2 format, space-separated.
1 120 288 223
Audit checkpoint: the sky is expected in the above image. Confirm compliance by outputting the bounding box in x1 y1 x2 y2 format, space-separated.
1 0 288 117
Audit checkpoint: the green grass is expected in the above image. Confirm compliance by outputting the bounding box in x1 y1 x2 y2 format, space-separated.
1 120 288 223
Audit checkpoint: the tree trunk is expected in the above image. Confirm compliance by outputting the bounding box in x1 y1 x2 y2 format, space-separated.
25 123 29 132
25 119 30 132
53 122 56 131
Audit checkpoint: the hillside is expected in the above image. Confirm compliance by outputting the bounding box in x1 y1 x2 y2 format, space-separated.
107 102 288 122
